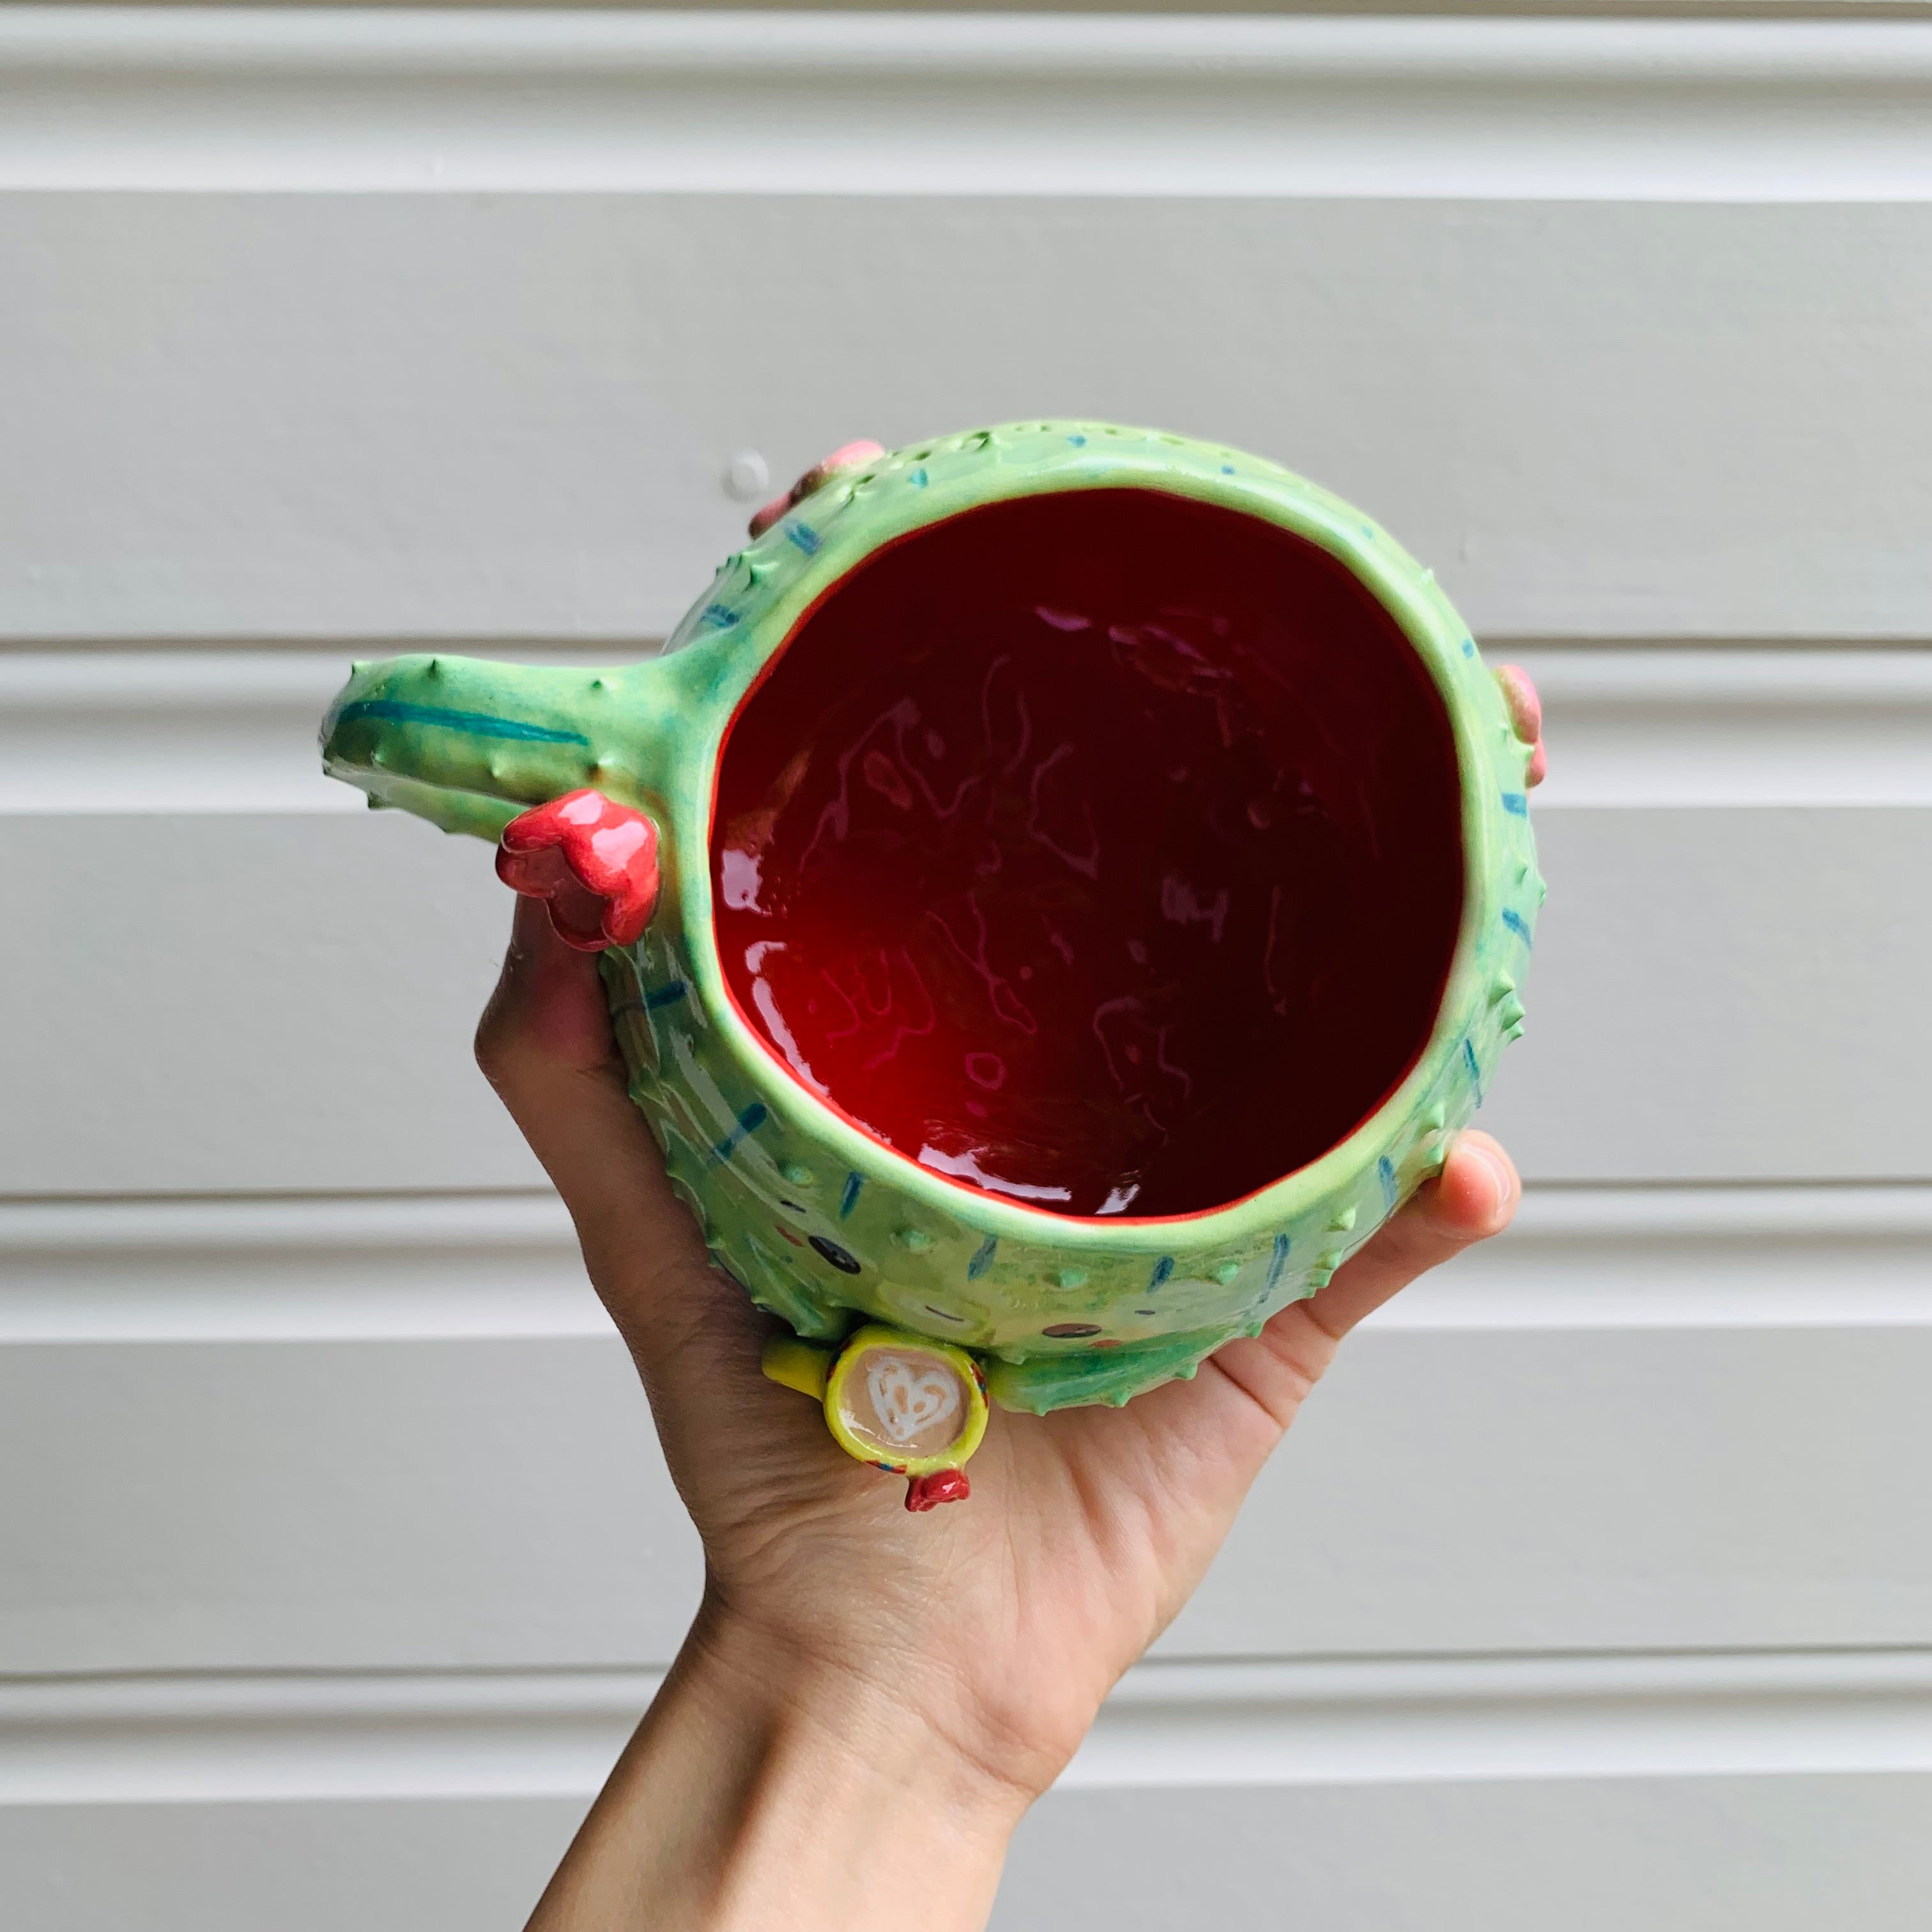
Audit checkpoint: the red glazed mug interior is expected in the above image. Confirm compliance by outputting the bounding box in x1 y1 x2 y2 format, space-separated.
711 488 1464 1222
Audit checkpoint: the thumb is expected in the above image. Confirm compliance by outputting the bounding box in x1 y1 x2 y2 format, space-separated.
1303 1130 1521 1340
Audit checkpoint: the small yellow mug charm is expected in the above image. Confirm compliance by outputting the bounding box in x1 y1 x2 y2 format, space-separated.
762 1324 990 1510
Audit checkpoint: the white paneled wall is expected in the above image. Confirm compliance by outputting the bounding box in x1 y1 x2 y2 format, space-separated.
4 9 1930 1926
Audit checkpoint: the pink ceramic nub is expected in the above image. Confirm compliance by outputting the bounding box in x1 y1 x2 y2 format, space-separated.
749 440 887 539
1492 664 1547 787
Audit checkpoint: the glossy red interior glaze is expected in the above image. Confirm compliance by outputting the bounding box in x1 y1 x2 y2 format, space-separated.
712 489 1464 1219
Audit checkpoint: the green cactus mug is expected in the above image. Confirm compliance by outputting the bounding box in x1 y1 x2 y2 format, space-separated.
321 422 1542 1508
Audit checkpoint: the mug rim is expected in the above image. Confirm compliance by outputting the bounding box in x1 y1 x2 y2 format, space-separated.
654 422 1506 1251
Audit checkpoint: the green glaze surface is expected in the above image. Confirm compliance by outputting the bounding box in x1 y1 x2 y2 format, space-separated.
321 421 1542 1414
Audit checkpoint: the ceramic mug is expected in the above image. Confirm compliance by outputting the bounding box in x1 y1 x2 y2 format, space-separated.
321 421 1542 1505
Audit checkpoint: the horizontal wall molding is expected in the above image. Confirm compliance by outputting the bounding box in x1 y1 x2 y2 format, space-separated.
4 1180 1929 1343
27 0 1931 17
4 11 1932 197
0 647 640 816
10 1647 1932 1805
6 645 1928 816
0 1665 655 1805
1512 647 1932 809
0 1192 603 1342
1389 1180 1932 1331
1081 1649 1932 1787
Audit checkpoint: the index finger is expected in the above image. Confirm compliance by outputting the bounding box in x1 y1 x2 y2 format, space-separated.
475 895 743 1367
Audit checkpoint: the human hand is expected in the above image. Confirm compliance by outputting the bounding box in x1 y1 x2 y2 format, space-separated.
484 905 1519 1930
493 443 1530 1931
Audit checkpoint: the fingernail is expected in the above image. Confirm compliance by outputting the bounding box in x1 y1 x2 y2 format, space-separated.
1470 1142 1515 1222
1494 664 1542 744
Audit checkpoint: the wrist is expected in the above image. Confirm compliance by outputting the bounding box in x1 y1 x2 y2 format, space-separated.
533 1598 1031 1932
603 1598 1031 1932
685 1584 1085 1816
680 1594 1046 1823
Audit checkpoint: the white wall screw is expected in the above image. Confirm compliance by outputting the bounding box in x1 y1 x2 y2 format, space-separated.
721 450 770 502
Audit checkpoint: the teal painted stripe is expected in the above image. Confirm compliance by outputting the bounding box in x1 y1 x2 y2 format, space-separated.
335 699 588 746
1462 1036 1485 1107
709 1101 769 1164
1265 1233 1289 1294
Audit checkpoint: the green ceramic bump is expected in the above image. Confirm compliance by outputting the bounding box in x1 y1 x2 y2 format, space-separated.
740 1234 845 1338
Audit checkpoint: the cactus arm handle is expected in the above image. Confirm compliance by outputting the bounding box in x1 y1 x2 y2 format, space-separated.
319 652 682 839
341 769 526 841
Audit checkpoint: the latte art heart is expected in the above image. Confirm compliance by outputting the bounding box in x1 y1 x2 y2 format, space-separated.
866 1354 962 1446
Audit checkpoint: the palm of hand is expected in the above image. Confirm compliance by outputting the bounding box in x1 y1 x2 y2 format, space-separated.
682 1169 1502 1793
668 1313 1283 1792
480 896 1515 1795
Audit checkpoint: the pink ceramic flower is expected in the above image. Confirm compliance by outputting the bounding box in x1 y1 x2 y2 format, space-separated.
496 790 659 951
